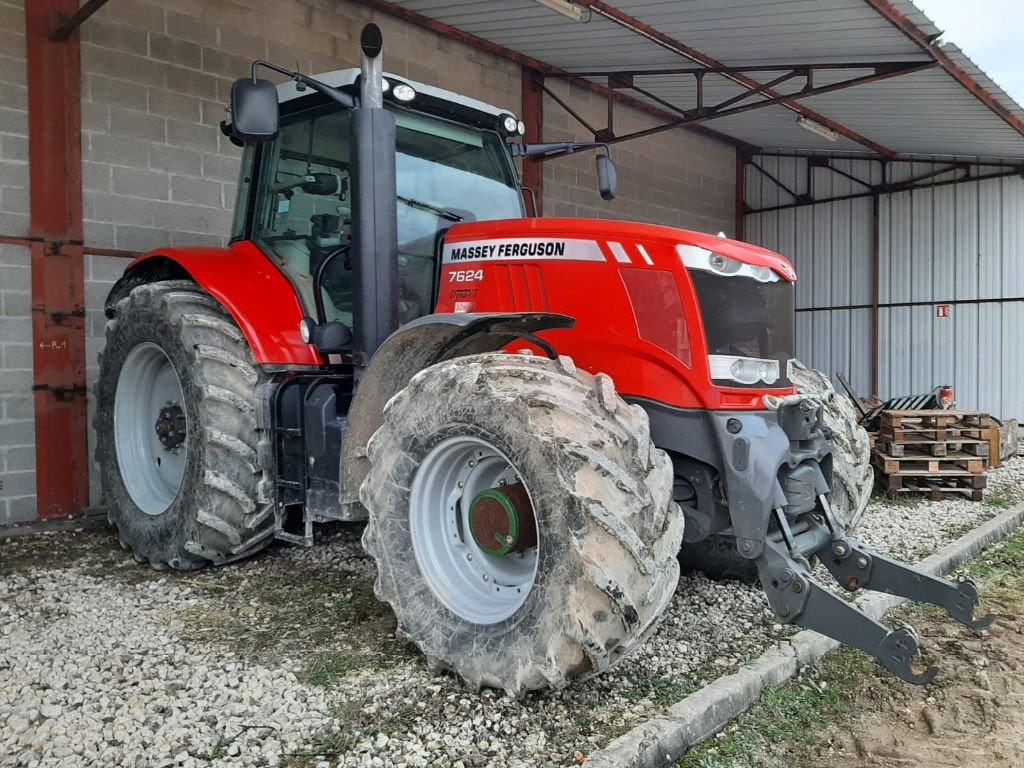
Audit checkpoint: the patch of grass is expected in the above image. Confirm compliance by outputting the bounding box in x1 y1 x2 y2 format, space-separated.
985 495 1012 508
298 651 374 686
679 529 1024 768
677 649 871 768
962 530 1024 583
624 673 698 708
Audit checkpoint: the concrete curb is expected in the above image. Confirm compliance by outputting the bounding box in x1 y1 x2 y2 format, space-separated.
585 502 1024 768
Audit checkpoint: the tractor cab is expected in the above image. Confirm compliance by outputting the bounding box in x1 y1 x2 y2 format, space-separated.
229 69 527 329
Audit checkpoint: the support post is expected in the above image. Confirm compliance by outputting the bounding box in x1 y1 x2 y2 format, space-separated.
521 67 544 216
870 193 881 398
25 1 89 518
735 149 746 241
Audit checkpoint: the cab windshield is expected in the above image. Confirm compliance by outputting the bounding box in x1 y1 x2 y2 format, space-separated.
249 106 522 326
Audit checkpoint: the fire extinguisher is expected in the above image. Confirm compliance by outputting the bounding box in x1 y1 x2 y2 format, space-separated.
938 386 955 409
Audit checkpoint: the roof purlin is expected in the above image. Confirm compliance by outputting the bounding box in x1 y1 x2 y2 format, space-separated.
576 0 901 158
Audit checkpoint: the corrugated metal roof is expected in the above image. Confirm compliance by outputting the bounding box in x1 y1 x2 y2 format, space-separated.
385 0 1024 160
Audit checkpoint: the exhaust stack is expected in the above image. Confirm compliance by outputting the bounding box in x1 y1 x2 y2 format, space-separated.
350 23 399 363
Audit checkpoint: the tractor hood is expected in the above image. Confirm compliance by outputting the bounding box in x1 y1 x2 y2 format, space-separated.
442 218 796 282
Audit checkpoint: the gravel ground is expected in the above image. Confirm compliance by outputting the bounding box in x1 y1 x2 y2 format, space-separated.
2 452 1022 768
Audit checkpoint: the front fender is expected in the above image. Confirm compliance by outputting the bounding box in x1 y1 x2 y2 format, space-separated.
112 242 320 366
339 312 574 516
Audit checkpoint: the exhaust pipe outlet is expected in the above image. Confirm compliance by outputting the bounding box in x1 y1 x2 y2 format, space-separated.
350 23 399 364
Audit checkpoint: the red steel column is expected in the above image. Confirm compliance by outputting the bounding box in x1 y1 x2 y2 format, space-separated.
521 67 544 216
25 1 89 518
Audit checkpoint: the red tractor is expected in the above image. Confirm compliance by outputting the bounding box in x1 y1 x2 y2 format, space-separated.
96 26 990 694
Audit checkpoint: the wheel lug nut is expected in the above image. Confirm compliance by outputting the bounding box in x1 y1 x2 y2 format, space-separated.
457 481 464 488
466 554 473 561
482 574 490 582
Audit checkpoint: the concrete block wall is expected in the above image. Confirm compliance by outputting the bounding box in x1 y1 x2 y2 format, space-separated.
0 0 34 525
77 0 524 509
1 0 737 521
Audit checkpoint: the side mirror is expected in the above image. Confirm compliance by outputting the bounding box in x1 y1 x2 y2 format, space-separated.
300 318 353 354
229 78 279 143
301 173 339 196
596 153 618 201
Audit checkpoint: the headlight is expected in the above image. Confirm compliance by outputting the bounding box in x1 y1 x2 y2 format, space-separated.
517 120 526 136
677 245 782 282
710 355 781 386
299 317 314 344
392 83 416 102
497 113 521 137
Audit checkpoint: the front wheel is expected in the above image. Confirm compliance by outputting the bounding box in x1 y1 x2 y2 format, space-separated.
95 281 274 569
360 352 685 694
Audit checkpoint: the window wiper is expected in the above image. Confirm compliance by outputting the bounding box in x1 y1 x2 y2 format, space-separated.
398 195 464 222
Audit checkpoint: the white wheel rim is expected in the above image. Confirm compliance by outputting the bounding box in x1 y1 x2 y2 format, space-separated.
113 342 188 516
409 436 539 625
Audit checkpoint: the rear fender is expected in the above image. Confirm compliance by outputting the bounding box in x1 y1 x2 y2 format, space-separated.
108 243 320 366
339 312 574 517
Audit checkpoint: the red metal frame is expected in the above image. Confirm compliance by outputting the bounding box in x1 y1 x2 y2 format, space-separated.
49 0 110 42
520 68 544 215
575 0 898 158
863 0 1024 140
25 0 89 519
350 0 757 154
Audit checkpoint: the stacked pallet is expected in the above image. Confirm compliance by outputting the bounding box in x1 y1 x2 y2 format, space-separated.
873 410 991 501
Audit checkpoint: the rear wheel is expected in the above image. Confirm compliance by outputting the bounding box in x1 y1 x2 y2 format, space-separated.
681 361 872 583
95 281 274 569
360 352 684 694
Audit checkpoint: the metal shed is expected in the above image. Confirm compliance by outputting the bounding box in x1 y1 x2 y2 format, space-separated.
369 0 1024 418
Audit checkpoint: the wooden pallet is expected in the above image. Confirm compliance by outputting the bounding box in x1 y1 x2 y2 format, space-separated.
878 425 988 443
872 409 991 501
876 436 989 458
883 477 985 502
873 451 987 475
880 410 992 430
876 468 987 499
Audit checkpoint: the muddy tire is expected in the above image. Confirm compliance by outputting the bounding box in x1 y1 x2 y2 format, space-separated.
788 360 873 531
95 280 274 570
682 361 872 583
360 352 684 694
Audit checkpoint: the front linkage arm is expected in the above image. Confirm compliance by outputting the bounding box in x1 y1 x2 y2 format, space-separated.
756 517 993 684
718 396 993 684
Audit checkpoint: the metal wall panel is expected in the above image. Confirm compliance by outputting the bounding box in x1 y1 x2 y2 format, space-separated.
746 156 1024 419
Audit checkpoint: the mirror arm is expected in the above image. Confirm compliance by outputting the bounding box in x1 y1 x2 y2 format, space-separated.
510 141 611 160
313 245 351 324
250 60 356 109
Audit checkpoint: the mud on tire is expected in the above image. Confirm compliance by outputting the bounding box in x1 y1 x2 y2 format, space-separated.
359 352 685 694
95 280 274 569
682 360 873 583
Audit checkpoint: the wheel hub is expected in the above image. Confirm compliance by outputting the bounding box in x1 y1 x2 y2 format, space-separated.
468 483 537 556
154 404 186 451
409 436 540 625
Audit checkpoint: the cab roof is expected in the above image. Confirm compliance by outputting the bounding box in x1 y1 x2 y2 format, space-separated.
276 68 513 120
